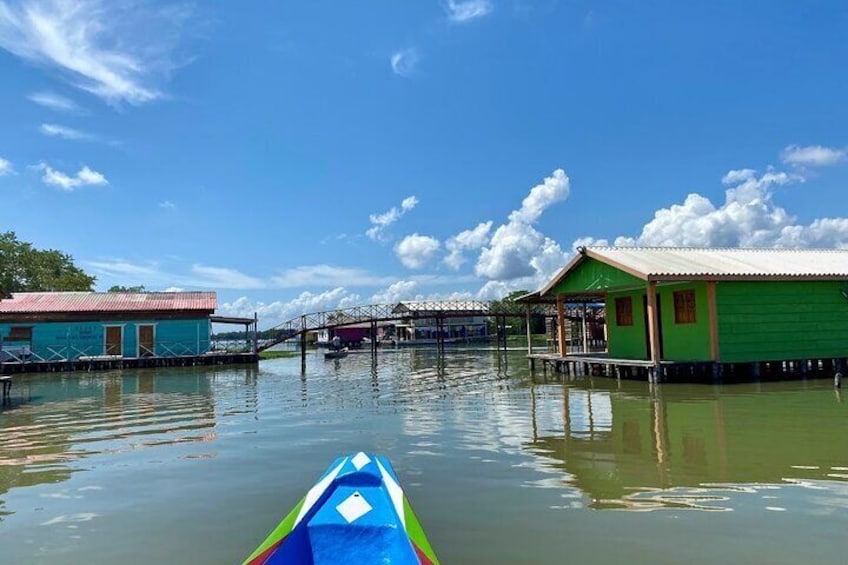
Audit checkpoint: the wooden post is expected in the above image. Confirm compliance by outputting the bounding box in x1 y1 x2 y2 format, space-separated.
300 316 306 373
525 304 533 355
646 282 661 378
556 295 566 357
581 303 589 353
253 312 259 355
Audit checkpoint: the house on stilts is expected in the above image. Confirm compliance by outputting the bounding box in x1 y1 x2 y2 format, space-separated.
0 291 257 373
526 246 848 383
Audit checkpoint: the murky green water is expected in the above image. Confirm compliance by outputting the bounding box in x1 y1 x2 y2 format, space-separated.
0 349 846 564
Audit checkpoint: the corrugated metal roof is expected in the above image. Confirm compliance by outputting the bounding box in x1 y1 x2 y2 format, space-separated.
392 300 490 314
588 247 848 278
0 292 217 313
541 247 848 295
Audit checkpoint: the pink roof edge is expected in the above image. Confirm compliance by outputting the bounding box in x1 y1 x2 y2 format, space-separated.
0 291 217 314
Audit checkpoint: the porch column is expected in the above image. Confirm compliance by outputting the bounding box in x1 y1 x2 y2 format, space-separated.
707 281 720 362
525 304 533 355
556 295 566 357
646 281 661 368
581 302 589 353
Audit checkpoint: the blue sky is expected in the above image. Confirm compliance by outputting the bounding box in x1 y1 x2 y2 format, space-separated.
2 0 848 327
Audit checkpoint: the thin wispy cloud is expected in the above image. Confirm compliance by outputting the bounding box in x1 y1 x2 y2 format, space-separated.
38 163 108 191
271 265 395 288
390 48 420 78
781 144 847 167
444 0 493 23
191 265 265 289
159 200 176 209
0 0 195 105
0 156 11 175
39 123 94 141
28 90 84 113
366 195 419 241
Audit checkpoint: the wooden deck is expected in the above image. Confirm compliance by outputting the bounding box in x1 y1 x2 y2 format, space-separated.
0 352 258 374
528 352 846 384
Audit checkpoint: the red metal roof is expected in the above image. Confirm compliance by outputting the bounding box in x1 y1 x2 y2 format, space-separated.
0 292 217 314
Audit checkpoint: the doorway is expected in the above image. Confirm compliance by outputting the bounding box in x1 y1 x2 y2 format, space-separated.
105 326 123 356
138 325 155 358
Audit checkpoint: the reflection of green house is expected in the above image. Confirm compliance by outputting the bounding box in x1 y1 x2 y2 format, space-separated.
539 247 848 378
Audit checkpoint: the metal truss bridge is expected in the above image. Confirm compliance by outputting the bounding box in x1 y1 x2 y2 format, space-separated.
255 299 597 352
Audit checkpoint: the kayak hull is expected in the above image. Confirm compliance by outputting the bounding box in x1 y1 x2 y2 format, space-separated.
244 453 439 565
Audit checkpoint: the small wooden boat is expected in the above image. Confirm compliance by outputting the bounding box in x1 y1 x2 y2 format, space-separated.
243 452 440 564
324 348 348 360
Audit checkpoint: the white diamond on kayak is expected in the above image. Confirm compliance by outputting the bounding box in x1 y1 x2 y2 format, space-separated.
336 492 373 523
351 452 371 470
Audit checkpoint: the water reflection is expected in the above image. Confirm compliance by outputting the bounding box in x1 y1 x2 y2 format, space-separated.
0 367 258 513
526 375 848 510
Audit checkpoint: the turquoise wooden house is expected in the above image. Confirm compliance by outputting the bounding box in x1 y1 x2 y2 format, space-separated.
536 247 848 380
0 291 217 363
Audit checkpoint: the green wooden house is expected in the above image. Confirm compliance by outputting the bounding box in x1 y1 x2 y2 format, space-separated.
539 247 848 375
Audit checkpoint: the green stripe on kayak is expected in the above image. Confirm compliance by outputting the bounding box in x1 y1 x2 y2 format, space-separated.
242 496 306 565
404 495 440 565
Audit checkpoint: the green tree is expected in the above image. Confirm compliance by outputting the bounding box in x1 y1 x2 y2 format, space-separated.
0 231 95 296
108 285 146 293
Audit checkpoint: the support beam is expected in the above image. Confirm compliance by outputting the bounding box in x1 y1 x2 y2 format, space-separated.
525 305 533 355
556 295 566 357
646 282 661 370
581 303 589 353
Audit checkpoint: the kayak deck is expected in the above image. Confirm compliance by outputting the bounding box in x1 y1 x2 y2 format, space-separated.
244 452 439 564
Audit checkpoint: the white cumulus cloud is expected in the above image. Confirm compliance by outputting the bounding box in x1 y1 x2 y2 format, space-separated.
0 0 195 105
444 0 492 22
219 288 362 329
390 48 420 78
445 221 493 270
38 163 107 191
369 280 420 304
366 195 419 241
0 156 11 175
395 234 441 269
476 169 570 282
781 144 847 167
578 167 848 250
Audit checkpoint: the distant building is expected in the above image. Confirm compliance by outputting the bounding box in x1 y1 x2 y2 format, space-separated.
391 300 489 342
0 291 218 362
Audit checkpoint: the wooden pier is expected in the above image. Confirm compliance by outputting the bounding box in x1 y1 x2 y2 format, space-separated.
0 352 258 375
528 352 848 384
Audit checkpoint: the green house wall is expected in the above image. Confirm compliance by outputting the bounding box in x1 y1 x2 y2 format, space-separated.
607 282 712 362
607 289 648 360
549 257 643 294
716 280 848 362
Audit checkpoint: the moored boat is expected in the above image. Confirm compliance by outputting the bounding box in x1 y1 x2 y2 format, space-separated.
324 348 349 360
243 452 439 564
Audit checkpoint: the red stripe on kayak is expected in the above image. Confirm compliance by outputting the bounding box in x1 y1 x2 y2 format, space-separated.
247 536 286 565
413 543 435 565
